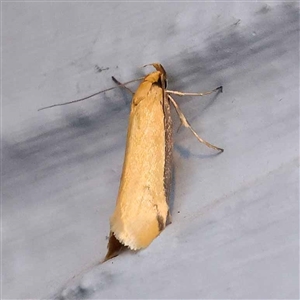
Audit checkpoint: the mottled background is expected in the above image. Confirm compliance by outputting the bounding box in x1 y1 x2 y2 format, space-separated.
2 2 299 299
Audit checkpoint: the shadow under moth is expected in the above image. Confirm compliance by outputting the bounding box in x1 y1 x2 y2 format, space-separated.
39 63 223 262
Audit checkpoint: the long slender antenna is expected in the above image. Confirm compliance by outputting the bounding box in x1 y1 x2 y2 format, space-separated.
38 77 144 111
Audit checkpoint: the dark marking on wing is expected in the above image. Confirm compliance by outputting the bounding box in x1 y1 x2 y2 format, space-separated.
163 91 173 204
157 214 165 232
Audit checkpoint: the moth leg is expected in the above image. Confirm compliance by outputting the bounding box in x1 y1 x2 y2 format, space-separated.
168 95 224 152
112 76 135 95
166 86 222 97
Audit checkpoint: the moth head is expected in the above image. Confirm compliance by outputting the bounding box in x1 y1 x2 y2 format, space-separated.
143 63 167 88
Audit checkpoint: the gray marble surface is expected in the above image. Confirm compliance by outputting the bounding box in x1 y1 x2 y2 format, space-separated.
2 2 299 299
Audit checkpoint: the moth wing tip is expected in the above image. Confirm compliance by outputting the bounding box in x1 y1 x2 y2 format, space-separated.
104 231 126 262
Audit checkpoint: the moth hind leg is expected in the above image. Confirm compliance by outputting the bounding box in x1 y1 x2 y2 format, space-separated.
168 95 224 152
103 232 126 262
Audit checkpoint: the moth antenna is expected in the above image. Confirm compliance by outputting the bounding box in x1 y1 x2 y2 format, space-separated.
38 77 144 111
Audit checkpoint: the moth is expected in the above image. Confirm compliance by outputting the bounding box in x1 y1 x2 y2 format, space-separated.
39 63 223 262
104 63 223 261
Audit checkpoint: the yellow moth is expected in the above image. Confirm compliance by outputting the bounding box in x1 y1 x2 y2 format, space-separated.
39 63 223 262
104 63 223 261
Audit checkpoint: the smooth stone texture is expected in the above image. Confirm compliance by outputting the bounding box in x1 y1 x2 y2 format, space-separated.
2 2 299 299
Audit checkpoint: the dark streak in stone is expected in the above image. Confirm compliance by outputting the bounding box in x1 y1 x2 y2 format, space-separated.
95 65 109 73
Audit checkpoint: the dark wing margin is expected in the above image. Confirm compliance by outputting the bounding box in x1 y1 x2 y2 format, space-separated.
163 89 173 222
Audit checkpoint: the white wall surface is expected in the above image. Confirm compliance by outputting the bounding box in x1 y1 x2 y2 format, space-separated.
2 2 299 299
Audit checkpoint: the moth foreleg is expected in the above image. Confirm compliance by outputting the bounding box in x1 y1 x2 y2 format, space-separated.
166 86 222 97
112 76 135 95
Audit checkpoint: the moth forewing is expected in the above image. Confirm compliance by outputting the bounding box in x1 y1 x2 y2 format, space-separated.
105 65 171 261
104 63 224 261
